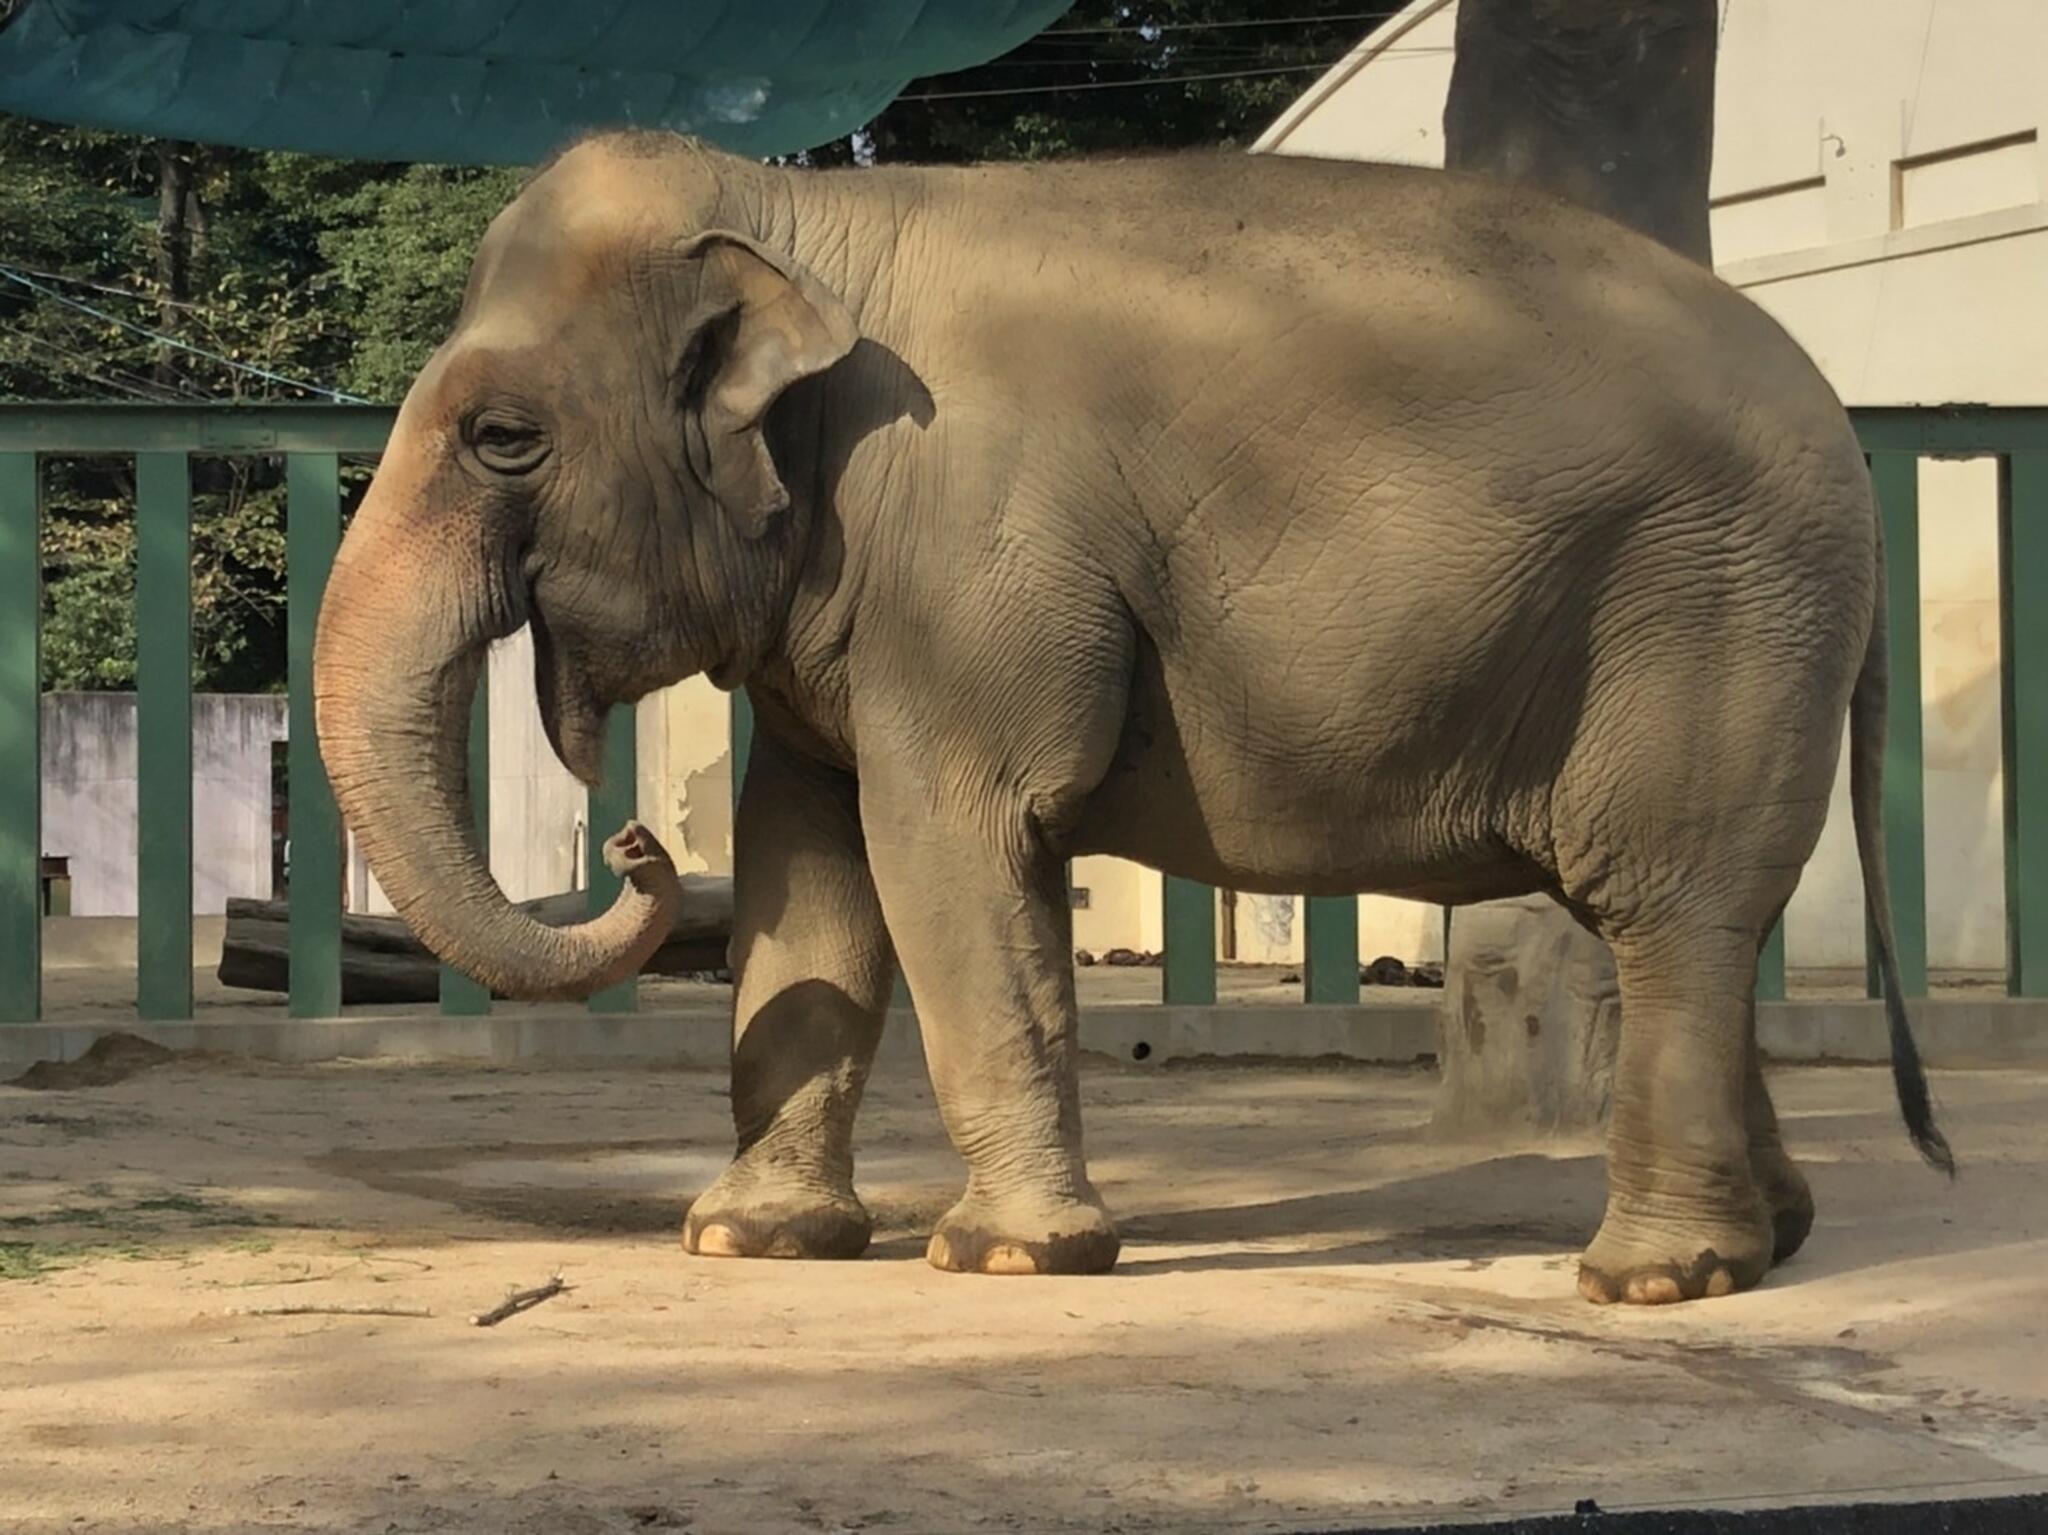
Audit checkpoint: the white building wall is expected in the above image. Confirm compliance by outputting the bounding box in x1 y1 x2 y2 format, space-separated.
1234 0 2042 974
41 692 283 917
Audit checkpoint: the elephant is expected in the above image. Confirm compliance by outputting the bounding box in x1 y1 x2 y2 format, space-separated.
312 129 1953 1306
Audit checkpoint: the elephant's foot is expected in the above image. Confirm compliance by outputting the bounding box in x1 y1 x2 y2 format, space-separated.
926 1191 1120 1276
683 1161 871 1261
1750 1144 1815 1264
1576 1201 1774 1306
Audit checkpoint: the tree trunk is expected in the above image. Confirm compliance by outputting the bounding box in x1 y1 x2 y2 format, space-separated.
153 143 195 390
1436 895 1620 1134
218 878 736 1006
1443 0 1718 265
1434 0 1717 1133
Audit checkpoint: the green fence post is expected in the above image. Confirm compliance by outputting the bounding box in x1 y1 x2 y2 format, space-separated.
2003 453 2048 996
135 453 193 1020
1303 896 1360 1004
286 453 343 1018
439 678 492 1015
1756 917 1787 1002
587 703 639 1014
1866 453 1928 1000
0 453 38 1023
1161 876 1216 1005
730 686 754 799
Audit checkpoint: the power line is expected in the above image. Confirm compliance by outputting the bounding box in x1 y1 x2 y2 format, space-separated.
0 263 369 403
1042 9 1397 35
0 312 215 402
966 45 1346 67
900 57 1385 102
0 323 201 403
965 39 1449 70
0 258 212 313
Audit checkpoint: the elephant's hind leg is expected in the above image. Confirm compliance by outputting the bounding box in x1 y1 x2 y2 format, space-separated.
1577 924 1776 1305
684 733 895 1262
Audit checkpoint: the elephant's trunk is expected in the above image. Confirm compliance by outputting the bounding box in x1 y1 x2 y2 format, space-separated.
311 428 680 1002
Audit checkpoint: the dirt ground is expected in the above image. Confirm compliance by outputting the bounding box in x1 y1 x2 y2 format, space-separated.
3 1048 2045 1535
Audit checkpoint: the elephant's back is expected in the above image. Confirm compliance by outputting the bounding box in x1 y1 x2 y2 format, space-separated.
893 149 1835 434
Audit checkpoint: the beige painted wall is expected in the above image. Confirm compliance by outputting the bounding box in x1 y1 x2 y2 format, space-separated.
636 675 737 879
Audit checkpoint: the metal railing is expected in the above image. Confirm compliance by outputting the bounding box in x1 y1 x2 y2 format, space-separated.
2 403 2044 1022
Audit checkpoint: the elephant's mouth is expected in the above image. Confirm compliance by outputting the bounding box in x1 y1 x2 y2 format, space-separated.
530 602 614 790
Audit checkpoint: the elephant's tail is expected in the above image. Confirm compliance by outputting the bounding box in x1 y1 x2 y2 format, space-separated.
1848 533 1955 1177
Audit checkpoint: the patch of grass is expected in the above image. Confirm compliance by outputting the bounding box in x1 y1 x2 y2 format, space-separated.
2 1205 123 1229
0 1238 151 1281
131 1192 216 1214
131 1193 282 1227
223 1235 275 1255
2 1191 281 1236
17 1113 108 1137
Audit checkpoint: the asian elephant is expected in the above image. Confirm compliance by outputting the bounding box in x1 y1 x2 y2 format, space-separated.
312 131 1952 1306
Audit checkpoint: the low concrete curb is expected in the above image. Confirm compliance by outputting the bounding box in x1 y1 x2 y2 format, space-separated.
4 999 2043 1074
1758 997 2048 1064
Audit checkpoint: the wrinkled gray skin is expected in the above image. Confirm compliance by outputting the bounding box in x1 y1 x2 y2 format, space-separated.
314 132 1950 1305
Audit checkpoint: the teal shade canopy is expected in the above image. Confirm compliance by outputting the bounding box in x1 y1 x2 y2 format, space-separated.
0 1 1072 163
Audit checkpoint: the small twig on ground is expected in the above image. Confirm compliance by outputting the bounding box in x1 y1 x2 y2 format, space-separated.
471 1273 567 1327
225 1303 433 1318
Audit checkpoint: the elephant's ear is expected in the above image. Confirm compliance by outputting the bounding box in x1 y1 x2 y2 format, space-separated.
673 230 859 539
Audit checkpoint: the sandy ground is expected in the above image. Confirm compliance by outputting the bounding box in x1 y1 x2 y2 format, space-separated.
3 1048 2045 1535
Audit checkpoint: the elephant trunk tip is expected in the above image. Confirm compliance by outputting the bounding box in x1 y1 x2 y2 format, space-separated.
603 819 675 885
603 819 687 941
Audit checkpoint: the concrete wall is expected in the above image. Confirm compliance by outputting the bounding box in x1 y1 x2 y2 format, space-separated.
1241 0 2038 973
40 692 283 917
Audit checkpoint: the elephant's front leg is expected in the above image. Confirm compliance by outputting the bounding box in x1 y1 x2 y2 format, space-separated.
683 733 895 1261
863 794 1118 1276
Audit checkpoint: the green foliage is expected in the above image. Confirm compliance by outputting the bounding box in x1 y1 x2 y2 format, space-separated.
35 461 291 692
806 0 1398 165
0 122 452 689
318 165 522 402
1 0 1396 691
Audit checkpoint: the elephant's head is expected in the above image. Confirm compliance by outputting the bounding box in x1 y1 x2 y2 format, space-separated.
312 136 858 999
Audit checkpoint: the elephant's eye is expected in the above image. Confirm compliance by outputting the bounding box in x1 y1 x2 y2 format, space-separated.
470 413 549 475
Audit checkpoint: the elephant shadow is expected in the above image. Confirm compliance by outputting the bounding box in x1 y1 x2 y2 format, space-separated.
1106 1150 1606 1274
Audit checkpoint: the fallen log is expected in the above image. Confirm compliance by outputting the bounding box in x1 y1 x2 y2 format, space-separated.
217 877 734 1004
